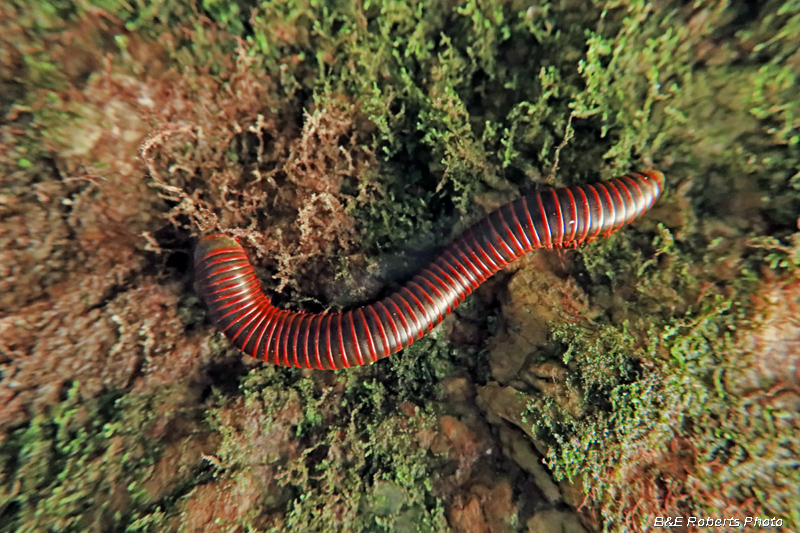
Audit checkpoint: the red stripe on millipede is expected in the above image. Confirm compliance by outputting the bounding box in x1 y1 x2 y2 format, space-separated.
429 263 462 305
615 180 637 224
563 188 578 244
202 272 255 296
248 305 272 359
429 262 458 293
347 312 363 366
205 278 260 303
283 313 297 367
202 260 249 276
206 278 258 305
484 229 508 266
198 254 247 272
487 218 515 258
536 194 552 248
469 231 501 272
604 182 627 231
232 299 268 345
418 274 450 315
621 175 645 210
506 212 526 253
197 245 244 260
574 186 591 244
217 298 258 328
498 208 525 255
300 315 312 369
598 183 618 235
408 282 439 325
461 238 494 279
265 311 287 366
311 315 323 370
522 197 542 249
259 308 279 364
376 301 401 350
448 247 486 284
508 204 531 252
337 313 349 369
386 298 411 348
325 314 336 369
282 312 296 367
585 184 604 240
357 308 377 363
550 189 565 246
367 306 389 361
396 293 424 340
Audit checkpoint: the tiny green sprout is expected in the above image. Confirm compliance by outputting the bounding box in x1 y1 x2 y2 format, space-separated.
115 34 129 54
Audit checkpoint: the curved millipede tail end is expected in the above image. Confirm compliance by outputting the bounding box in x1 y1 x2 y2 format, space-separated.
193 234 254 305
194 234 241 264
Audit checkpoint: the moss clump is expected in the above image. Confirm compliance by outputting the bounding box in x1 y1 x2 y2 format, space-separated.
192 362 449 532
499 2 800 530
1 385 159 532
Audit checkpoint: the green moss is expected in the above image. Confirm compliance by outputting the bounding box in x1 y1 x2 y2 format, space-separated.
513 8 800 527
204 352 454 532
124 508 170 533
0 384 165 532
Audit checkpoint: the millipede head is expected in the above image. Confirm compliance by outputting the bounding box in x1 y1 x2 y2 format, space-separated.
639 169 666 192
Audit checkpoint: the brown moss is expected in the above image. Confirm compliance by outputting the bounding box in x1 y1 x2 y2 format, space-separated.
0 250 141 431
0 17 226 523
487 252 591 383
178 389 303 531
448 478 516 533
431 415 492 486
0 195 72 311
599 434 695 529
736 276 800 392
174 479 285 533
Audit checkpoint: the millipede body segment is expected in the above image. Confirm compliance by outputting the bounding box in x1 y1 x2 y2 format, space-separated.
194 170 665 369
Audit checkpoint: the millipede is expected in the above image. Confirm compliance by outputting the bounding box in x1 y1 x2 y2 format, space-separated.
194 170 665 369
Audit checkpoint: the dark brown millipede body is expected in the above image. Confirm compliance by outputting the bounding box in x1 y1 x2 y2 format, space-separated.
195 170 665 369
